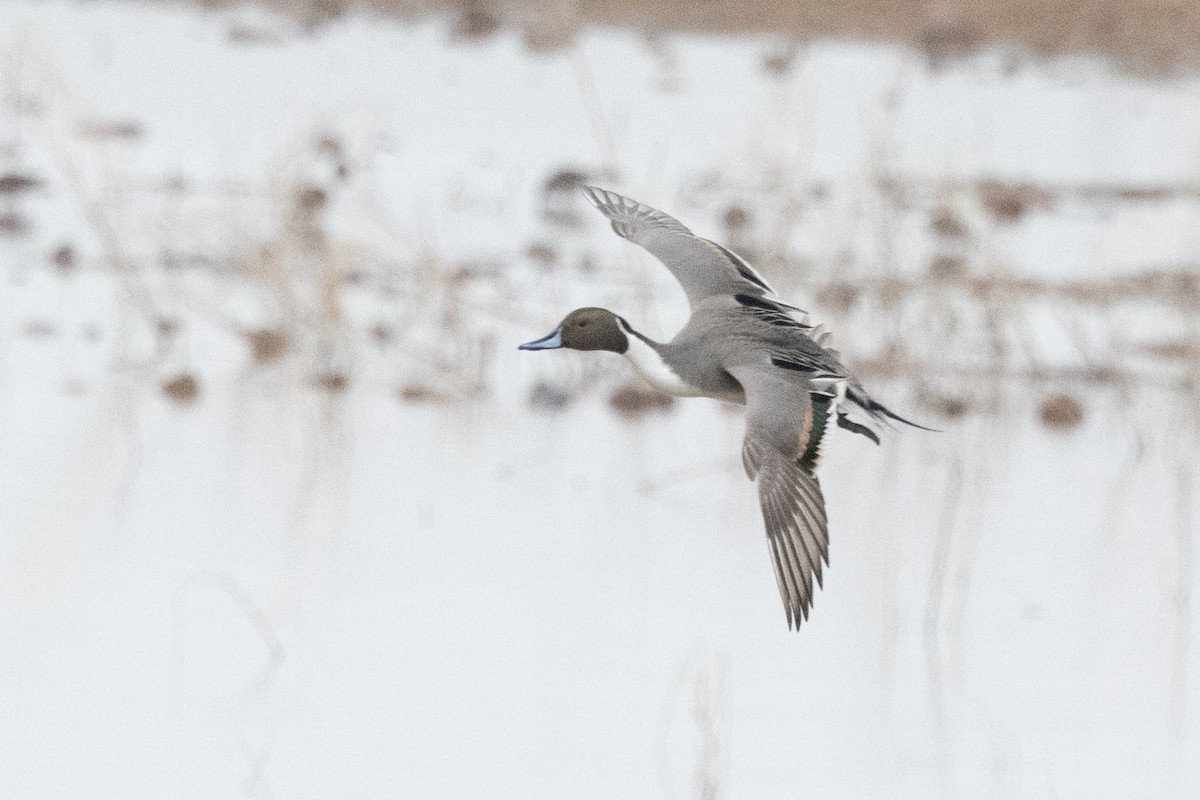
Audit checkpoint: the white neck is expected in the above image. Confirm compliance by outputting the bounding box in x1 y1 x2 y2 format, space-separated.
618 323 703 397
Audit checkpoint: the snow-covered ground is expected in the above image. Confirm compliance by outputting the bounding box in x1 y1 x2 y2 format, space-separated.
1 2 1198 798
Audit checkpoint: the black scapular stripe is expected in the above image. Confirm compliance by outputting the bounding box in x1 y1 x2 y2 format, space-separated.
734 293 778 311
771 357 817 372
735 294 811 331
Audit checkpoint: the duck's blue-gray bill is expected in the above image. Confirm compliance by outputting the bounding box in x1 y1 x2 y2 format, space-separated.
518 328 563 350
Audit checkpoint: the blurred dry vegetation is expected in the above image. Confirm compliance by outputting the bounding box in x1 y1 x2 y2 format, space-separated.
195 0 1200 74
4 0 1200 435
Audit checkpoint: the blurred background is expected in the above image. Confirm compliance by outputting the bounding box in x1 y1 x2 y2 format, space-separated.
1 1 1198 797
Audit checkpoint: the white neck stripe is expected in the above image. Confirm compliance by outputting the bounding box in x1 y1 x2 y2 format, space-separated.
616 320 703 397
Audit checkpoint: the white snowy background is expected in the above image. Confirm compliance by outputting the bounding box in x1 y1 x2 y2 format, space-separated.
1 2 1198 798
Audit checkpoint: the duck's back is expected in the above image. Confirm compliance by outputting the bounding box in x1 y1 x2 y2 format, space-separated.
671 304 844 382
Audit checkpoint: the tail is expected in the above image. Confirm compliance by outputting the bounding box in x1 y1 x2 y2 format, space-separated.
863 397 941 432
835 386 941 442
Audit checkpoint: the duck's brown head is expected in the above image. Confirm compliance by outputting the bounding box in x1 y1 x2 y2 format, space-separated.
519 307 630 354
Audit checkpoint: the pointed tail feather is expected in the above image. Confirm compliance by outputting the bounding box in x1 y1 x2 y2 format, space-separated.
842 386 941 433
865 398 941 432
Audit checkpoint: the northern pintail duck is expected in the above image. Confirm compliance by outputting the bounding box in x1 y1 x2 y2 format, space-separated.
521 186 931 630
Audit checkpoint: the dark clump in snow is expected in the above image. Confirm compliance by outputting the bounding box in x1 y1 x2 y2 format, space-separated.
525 240 558 270
0 172 41 195
397 383 450 405
0 211 31 238
20 319 59 339
155 318 180 343
76 119 144 141
246 328 289 364
162 372 201 405
449 3 501 42
608 382 676 418
1039 393 1084 430
294 184 328 214
541 168 590 227
50 244 77 275
927 254 968 281
722 205 751 233
929 207 969 239
368 322 395 347
313 371 350 393
977 180 1054 224
528 380 573 412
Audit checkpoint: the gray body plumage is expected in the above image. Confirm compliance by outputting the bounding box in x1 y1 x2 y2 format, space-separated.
655 300 854 401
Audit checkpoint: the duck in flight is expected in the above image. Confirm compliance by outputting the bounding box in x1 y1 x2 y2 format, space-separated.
520 186 932 630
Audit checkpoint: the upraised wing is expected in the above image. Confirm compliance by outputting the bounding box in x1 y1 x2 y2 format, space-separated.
582 185 779 308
